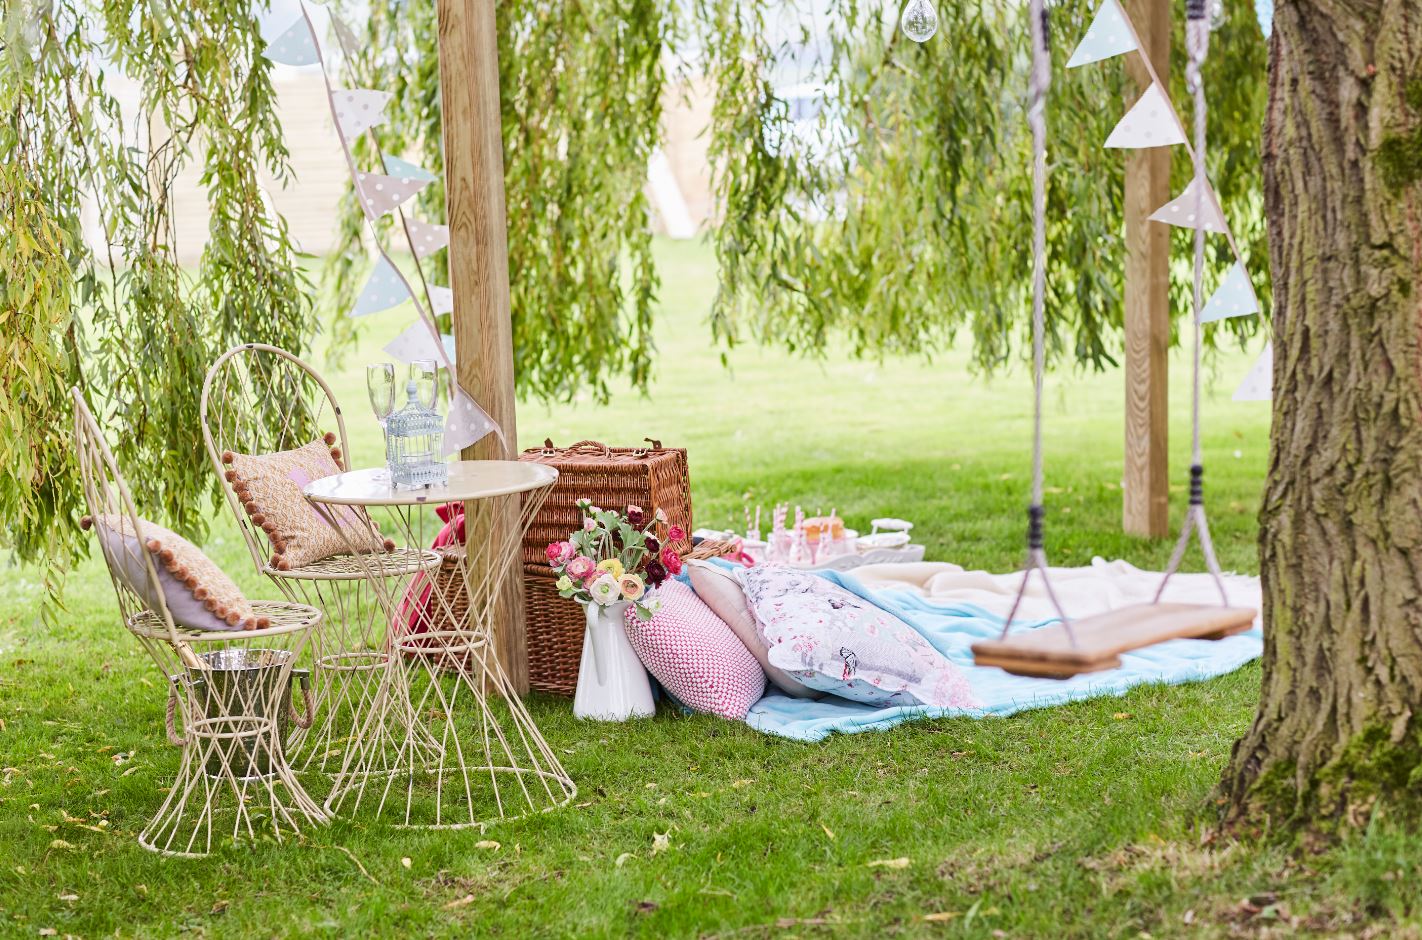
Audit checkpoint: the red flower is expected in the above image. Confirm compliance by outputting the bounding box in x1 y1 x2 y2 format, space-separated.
645 536 661 555
661 547 683 575
644 559 668 586
626 505 645 526
668 524 686 542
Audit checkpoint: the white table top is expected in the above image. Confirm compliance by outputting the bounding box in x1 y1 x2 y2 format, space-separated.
303 460 557 506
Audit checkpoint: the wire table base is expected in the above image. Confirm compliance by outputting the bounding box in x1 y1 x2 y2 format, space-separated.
305 462 575 829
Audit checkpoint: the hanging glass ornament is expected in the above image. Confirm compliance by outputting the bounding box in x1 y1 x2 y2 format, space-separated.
900 0 939 43
1209 0 1228 29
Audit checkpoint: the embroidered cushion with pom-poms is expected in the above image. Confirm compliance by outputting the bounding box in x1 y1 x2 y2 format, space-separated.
222 438 391 571
82 514 265 631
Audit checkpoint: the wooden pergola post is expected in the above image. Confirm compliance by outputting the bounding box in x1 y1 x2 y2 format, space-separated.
436 0 529 693
1121 0 1171 538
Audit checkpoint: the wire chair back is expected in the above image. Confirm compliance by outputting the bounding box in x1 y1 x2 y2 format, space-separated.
72 387 183 647
200 343 351 578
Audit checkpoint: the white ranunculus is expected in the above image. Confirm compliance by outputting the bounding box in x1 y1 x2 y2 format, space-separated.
588 573 621 607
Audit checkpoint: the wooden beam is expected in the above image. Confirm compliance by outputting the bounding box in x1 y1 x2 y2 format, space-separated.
1120 0 1171 539
436 0 529 693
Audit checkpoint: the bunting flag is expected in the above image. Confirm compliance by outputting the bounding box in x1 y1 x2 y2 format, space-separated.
1201 263 1259 323
1067 0 1138 68
1104 83 1186 149
331 88 393 141
1149 179 1228 233
1256 0 1274 38
384 320 447 363
265 18 319 66
404 218 450 259
354 171 430 220
331 15 362 53
351 256 410 317
427 285 454 315
444 388 500 455
1233 343 1273 401
382 156 439 184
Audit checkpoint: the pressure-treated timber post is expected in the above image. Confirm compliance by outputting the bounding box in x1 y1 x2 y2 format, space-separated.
436 0 529 693
1120 0 1171 538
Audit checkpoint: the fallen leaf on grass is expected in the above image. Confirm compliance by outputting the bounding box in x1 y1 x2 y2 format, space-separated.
474 840 500 851
615 853 635 868
210 900 228 915
38 930 56 937
866 857 910 869
1112 712 1131 720
57 894 77 902
400 857 412 869
634 900 658 914
48 839 75 850
923 911 960 922
444 894 475 910
821 824 836 841
652 833 669 855
731 779 754 789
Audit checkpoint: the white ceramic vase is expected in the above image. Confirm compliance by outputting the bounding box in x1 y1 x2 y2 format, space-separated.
573 600 655 721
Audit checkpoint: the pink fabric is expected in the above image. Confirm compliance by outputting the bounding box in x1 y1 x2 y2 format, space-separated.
394 502 464 640
623 580 766 720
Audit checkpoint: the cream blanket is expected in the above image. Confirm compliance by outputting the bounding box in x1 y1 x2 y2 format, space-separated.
850 557 1262 627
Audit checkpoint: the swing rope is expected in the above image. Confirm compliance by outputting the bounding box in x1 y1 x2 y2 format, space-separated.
1001 0 1073 640
1151 0 1230 607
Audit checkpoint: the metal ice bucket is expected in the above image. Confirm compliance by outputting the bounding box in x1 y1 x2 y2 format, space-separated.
180 648 311 779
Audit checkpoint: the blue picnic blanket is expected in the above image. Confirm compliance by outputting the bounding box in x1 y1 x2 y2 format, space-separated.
720 566 1263 742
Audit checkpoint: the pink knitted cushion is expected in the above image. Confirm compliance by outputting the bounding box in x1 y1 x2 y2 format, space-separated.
624 580 766 720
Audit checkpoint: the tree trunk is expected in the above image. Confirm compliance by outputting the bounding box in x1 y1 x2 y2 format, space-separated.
1219 0 1422 826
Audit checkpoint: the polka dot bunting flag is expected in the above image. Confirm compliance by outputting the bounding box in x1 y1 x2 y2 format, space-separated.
403 218 450 260
264 18 318 67
331 15 362 54
443 388 499 455
382 320 445 364
382 156 439 184
1067 0 1138 69
1148 179 1228 234
427 285 454 315
1233 342 1272 402
332 88 393 142
355 171 430 220
1200 263 1259 324
1104 83 1185 149
351 255 411 317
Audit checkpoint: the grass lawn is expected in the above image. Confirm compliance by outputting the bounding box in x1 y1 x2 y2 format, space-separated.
2 239 1419 938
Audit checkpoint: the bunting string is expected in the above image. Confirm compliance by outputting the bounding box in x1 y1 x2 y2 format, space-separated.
1067 0 1270 395
286 1 499 452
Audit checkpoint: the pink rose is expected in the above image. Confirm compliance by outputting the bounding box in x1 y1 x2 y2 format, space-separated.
545 542 564 565
668 524 686 542
583 517 596 532
661 547 683 575
565 555 595 580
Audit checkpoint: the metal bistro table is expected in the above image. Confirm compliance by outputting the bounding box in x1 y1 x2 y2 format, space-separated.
303 460 575 829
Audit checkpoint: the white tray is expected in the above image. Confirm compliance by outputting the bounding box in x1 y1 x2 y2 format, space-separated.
792 544 925 571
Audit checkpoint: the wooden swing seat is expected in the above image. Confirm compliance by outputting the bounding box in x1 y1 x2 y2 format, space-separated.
970 602 1256 679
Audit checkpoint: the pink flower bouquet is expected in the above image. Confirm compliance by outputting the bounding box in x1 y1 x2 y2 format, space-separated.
545 499 682 622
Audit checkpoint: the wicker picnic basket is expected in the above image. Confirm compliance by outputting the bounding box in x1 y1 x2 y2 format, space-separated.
518 438 693 696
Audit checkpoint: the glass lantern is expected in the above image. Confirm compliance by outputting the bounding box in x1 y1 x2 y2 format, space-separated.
385 379 448 489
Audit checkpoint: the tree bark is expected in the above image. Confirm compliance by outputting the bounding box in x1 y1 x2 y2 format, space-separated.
1220 0 1422 826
